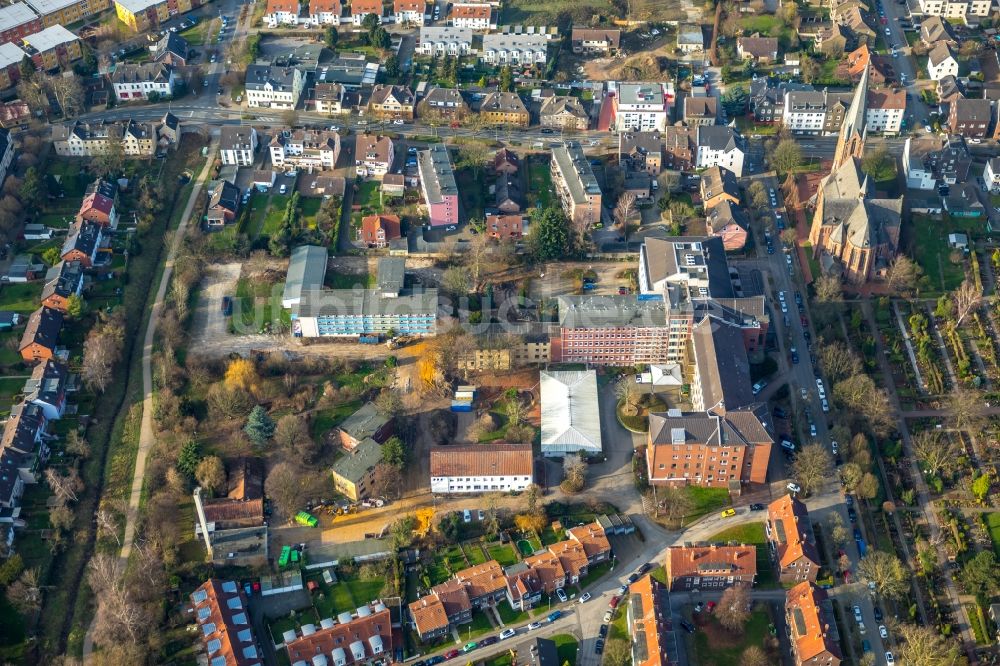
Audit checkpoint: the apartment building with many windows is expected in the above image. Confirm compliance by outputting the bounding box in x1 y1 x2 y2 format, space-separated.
417 143 458 227
550 141 602 228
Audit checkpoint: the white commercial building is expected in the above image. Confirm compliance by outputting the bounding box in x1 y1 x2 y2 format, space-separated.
540 370 603 457
985 158 1000 193
245 65 304 109
696 126 745 177
918 0 992 21
613 83 669 133
429 444 534 494
416 26 473 56
218 126 258 166
269 129 340 171
480 32 549 65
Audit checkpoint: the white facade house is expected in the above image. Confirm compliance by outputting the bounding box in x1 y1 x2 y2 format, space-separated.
540 370 603 457
245 65 304 109
219 126 258 167
613 83 669 133
429 444 533 494
264 0 300 27
696 126 745 177
865 89 905 134
480 32 549 65
783 90 827 134
305 0 341 24
111 63 176 101
928 43 959 80
677 27 704 52
416 26 473 56
918 0 992 20
984 158 1000 193
449 3 495 29
269 129 340 171
393 0 426 24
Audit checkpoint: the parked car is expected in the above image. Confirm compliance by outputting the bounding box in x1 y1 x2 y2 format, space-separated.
555 588 568 602
879 625 889 639
579 592 591 603
638 563 652 574
499 628 516 640
680 621 696 634
463 509 472 523
749 503 765 511
721 508 736 518
707 601 716 613
609 596 620 609
479 636 497 648
694 602 704 613
885 652 895 664
443 649 460 660
527 622 542 631
603 610 614 622
463 642 477 653
595 638 605 654
627 572 640 583
599 624 609 638
787 482 802 494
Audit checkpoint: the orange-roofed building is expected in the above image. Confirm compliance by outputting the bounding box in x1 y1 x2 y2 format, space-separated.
485 213 522 241
189 579 261 666
567 521 612 564
627 575 671 666
549 539 590 584
664 544 757 592
264 0 300 26
452 559 509 607
523 548 567 594
449 2 495 29
286 603 393 664
786 582 843 666
408 594 451 641
307 0 342 24
393 0 426 23
351 0 383 24
505 565 543 610
360 213 401 248
767 494 820 583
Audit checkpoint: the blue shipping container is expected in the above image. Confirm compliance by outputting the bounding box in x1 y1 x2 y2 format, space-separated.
451 401 473 412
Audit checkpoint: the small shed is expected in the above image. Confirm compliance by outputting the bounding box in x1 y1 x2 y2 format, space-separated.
947 232 969 249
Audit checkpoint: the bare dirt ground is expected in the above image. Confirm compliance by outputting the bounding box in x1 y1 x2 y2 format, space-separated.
192 262 242 345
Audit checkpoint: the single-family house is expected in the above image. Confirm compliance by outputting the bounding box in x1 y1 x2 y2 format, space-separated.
19 306 62 362
360 214 401 248
355 133 395 179
22 359 69 420
39 261 84 313
60 220 103 267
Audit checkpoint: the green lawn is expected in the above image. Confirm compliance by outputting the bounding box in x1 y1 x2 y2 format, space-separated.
496 601 529 626
464 542 488 566
486 543 518 566
326 272 373 290
690 610 771 666
502 0 613 23
0 282 43 314
985 512 1000 557
705 522 776 588
456 168 486 222
300 198 323 228
309 400 363 440
686 486 732 521
0 375 26 412
260 194 292 237
577 561 612 590
909 214 973 293
355 181 382 211
740 15 781 32
244 192 270 238
527 158 553 209
551 634 578 664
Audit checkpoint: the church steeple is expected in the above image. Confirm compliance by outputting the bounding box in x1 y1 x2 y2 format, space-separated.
833 61 869 171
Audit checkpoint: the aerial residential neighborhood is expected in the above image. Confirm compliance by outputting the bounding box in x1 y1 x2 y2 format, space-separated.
0 0 996 663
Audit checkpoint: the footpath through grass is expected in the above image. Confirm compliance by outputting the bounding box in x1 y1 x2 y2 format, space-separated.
53 137 210 660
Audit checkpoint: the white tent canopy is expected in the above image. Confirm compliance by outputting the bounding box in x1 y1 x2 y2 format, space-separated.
540 370 603 456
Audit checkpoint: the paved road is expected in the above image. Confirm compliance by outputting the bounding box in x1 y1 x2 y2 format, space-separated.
82 137 220 664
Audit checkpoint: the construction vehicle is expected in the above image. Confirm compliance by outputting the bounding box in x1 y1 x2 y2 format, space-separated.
386 335 416 350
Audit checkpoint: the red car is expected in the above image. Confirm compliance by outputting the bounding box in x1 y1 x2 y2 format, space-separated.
252 581 261 593
706 601 716 613
609 596 621 609
444 650 460 660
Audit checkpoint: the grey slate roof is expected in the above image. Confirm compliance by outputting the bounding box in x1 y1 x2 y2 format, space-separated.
40 261 83 303
330 437 383 483
282 245 328 307
697 125 742 152
691 316 753 411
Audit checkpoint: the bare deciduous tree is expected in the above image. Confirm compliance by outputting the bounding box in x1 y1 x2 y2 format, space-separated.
885 255 923 295
953 279 981 327
715 585 751 633
910 431 959 477
614 192 637 230
562 454 587 493
6 567 42 613
45 467 83 503
265 462 307 520
814 274 843 302
372 463 402 500
790 444 835 496
740 645 769 666
946 386 987 434
857 551 909 599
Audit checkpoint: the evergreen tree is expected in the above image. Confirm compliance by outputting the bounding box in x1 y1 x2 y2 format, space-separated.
244 405 276 445
528 207 573 261
177 440 202 477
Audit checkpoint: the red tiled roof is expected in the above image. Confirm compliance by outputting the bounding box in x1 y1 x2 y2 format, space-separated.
767 494 820 569
266 0 298 13
202 498 264 525
429 443 533 478
310 0 341 12
450 3 490 18
286 605 393 665
567 521 611 560
628 575 668 666
408 594 449 636
351 0 382 16
665 544 757 581
190 579 261 666
786 582 843 665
